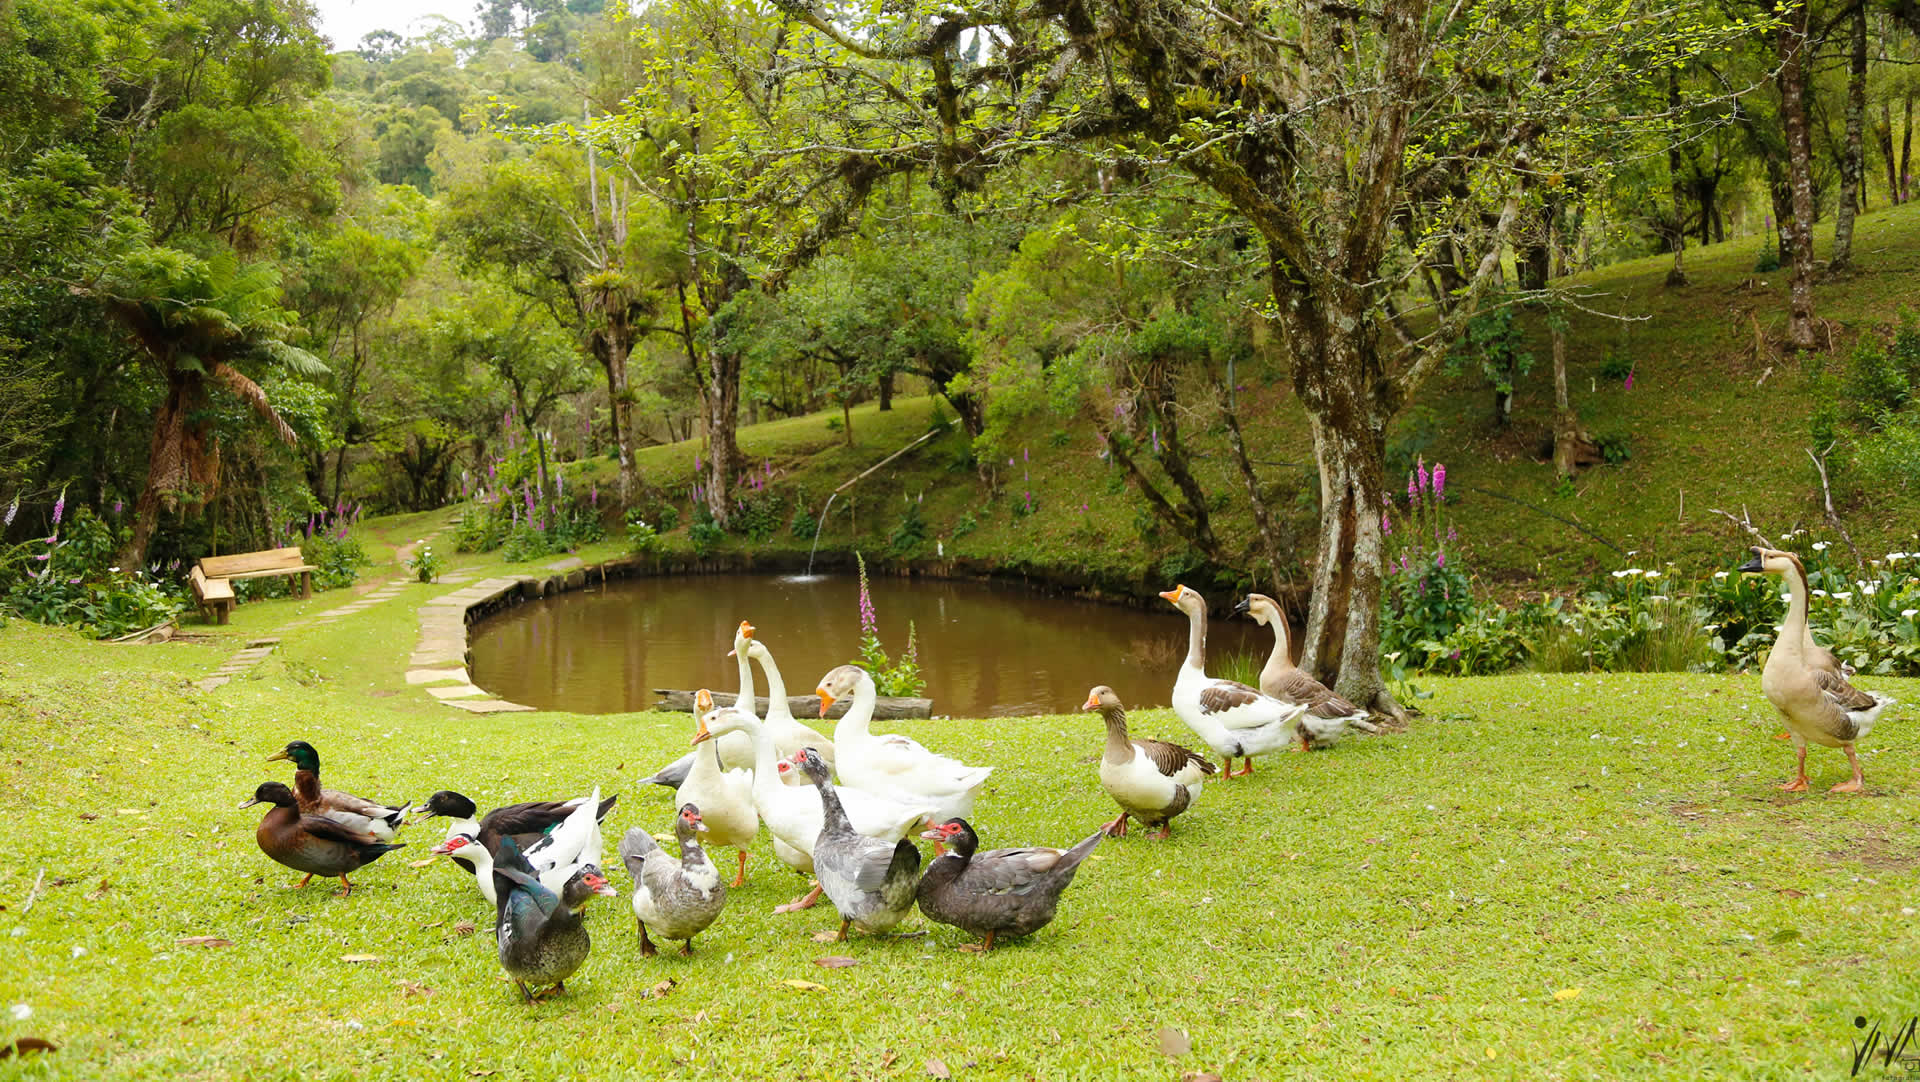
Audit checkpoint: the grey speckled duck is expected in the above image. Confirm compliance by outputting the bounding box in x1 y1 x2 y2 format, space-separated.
915 818 1103 951
619 804 728 956
493 836 616 1002
795 748 921 940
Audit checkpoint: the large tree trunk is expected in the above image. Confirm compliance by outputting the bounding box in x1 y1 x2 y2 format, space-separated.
1777 4 1819 350
703 347 742 527
121 377 194 569
876 369 893 411
1830 1 1868 273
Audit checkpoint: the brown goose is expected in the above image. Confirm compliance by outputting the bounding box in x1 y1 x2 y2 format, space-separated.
1232 593 1379 749
915 818 1104 951
1740 547 1896 792
1082 686 1215 839
240 782 404 896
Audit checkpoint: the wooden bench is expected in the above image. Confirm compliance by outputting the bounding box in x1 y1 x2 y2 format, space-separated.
189 565 236 625
194 546 316 623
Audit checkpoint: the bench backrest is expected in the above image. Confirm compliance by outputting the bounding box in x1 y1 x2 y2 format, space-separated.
199 546 307 578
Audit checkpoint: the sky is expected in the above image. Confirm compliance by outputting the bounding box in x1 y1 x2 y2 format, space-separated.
311 0 471 51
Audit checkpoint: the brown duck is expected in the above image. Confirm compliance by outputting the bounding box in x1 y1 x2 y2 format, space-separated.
240 782 404 895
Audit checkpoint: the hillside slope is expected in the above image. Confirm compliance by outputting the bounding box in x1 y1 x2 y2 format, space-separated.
564 200 1920 604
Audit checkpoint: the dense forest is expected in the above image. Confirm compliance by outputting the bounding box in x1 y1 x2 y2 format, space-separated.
4 0 1920 707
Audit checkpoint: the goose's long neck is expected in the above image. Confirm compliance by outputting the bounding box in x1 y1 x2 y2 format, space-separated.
1777 562 1810 664
756 650 793 721
1260 610 1293 685
734 716 779 801
810 772 852 833
1099 707 1135 764
735 649 757 718
841 674 878 740
1183 604 1207 673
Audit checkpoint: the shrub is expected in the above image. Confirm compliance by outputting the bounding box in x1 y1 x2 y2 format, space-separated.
626 509 661 555
1754 237 1780 272
850 553 926 696
1600 352 1634 382
689 517 725 558
408 543 445 583
889 500 927 556
789 506 818 541
1843 339 1910 425
1 507 183 638
302 530 368 590
1595 433 1632 464
734 488 786 544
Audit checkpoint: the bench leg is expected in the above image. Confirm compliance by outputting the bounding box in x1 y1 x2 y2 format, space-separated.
219 603 230 626
301 570 311 599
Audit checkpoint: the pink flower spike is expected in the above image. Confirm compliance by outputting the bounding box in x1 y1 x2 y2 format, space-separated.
1418 460 1430 495
52 487 66 526
1432 463 1445 500
1623 373 1634 391
1408 472 1418 504
1382 511 1392 535
1435 551 1446 568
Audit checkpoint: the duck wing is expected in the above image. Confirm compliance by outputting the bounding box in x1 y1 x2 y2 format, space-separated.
1270 669 1366 719
1198 680 1302 729
484 794 618 843
1137 739 1217 780
617 827 660 885
1815 668 1882 712
854 837 922 892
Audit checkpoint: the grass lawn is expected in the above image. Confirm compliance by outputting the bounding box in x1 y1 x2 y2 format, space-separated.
3 546 1919 1080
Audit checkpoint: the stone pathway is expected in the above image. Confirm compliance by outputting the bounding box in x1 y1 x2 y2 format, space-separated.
405 575 538 713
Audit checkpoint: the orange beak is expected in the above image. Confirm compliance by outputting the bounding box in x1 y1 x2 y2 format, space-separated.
740 621 755 638
817 687 835 719
1081 692 1101 711
691 715 712 746
1158 586 1185 603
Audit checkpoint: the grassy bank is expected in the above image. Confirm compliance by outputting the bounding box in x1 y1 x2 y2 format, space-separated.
544 199 1920 605
3 554 1918 1079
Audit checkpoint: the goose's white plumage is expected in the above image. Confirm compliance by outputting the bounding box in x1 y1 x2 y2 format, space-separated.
820 664 991 821
1083 685 1215 838
681 691 760 887
1160 584 1308 777
1743 548 1896 792
697 703 934 913
741 631 835 777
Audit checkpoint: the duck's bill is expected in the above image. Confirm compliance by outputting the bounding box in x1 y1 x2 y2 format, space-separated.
1158 586 1183 602
690 717 713 746
263 750 290 762
918 828 946 842
816 690 835 719
1081 693 1101 711
236 797 263 809
694 821 710 833
1737 550 1765 574
1229 597 1250 615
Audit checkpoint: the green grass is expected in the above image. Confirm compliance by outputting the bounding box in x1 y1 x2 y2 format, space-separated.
4 573 1919 1079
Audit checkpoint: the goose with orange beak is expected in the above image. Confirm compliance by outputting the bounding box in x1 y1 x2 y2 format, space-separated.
817 664 992 821
678 689 760 887
1159 584 1309 777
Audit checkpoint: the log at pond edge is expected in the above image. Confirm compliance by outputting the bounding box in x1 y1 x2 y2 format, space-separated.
652 689 932 720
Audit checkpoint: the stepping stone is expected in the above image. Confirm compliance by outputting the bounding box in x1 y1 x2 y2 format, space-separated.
545 557 585 572
427 684 489 700
443 699 536 714
410 651 464 667
406 668 471 686
246 638 281 648
197 676 229 690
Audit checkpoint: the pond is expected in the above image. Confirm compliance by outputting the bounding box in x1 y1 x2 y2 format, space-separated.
467 572 1272 718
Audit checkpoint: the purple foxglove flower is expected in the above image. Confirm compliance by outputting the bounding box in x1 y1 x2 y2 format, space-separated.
695 452 702 471
1436 551 1446 568
112 499 123 515
1151 426 1160 453
52 488 66 525
1623 373 1634 391
1432 463 1446 501
1417 458 1430 495
1382 511 1392 535
589 483 598 507
34 553 48 561
1023 447 1029 462
1408 473 1418 504
69 577 80 584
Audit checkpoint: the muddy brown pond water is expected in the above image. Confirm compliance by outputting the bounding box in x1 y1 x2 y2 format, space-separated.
468 572 1269 718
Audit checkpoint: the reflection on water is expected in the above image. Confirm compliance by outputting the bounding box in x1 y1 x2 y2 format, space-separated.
467 573 1269 718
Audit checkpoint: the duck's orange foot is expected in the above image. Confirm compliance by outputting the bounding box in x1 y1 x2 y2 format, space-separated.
774 884 823 914
1829 778 1864 794
957 942 990 953
1773 732 1791 740
1778 777 1810 792
1148 826 1171 841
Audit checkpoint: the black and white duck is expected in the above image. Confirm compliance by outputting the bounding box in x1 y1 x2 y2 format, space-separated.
240 782 404 896
493 835 616 1002
432 787 609 905
793 748 922 940
264 740 411 840
914 818 1104 951
421 788 617 892
618 804 728 956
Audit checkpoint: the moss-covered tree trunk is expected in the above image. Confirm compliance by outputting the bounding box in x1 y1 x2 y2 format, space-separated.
1777 3 1819 350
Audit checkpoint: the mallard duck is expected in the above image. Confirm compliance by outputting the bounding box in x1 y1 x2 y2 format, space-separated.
680 691 760 887
696 705 936 913
915 818 1104 951
618 804 727 956
431 788 610 905
240 782 403 896
1741 547 1896 792
820 664 991 821
1160 585 1309 777
492 836 615 1002
793 748 922 939
742 628 835 774
1232 593 1379 749
1082 686 1215 838
264 740 411 840
639 623 760 789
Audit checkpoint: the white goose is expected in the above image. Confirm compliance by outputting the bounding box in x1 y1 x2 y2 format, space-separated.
680 690 761 886
1233 592 1379 750
1160 584 1309 777
743 630 836 775
1083 685 1215 839
1741 547 1895 792
696 705 935 913
820 664 992 821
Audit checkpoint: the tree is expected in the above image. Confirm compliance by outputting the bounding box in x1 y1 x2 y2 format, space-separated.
748 0 1761 714
96 247 328 567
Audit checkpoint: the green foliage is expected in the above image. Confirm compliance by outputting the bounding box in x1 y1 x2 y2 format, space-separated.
850 554 926 697
732 487 787 544
300 530 369 592
1754 236 1780 273
625 509 660 555
1596 433 1633 464
1 508 182 638
950 510 978 540
1445 299 1533 420
888 500 927 556
1600 352 1635 382
407 542 444 583
1842 337 1911 425
1855 414 1920 492
688 517 725 558
789 505 818 541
